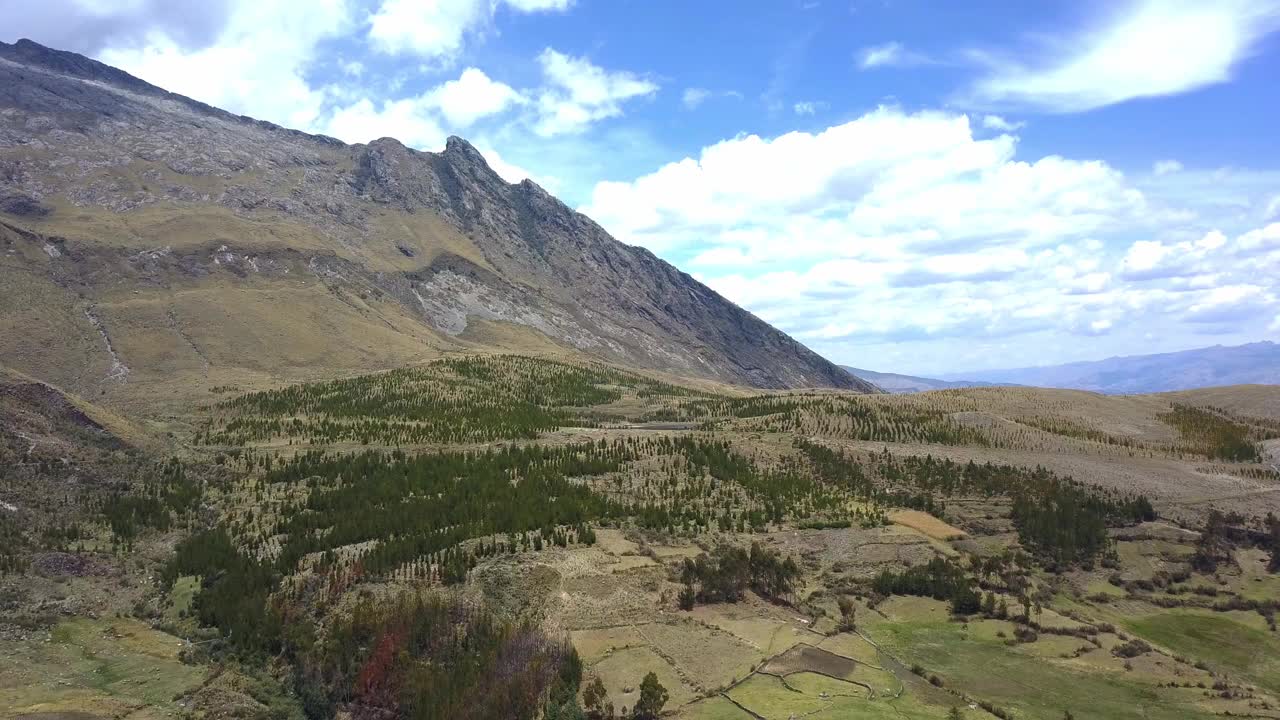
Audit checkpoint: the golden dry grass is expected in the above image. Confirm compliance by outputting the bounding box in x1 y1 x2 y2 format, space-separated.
887 510 966 541
1160 384 1280 420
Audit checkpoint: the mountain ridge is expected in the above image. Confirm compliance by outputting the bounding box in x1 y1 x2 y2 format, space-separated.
840 366 1008 394
0 39 874 409
937 341 1279 394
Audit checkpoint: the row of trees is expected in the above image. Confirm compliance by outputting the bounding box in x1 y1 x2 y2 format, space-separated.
265 444 632 578
201 355 707 446
707 394 992 447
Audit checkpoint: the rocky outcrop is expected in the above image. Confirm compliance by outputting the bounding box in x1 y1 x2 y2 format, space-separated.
0 38 873 392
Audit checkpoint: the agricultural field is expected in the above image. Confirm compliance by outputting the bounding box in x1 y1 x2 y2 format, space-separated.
2 355 1278 720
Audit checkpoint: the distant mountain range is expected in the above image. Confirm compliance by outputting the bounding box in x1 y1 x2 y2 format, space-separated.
846 341 1280 395
840 367 1007 394
934 341 1280 394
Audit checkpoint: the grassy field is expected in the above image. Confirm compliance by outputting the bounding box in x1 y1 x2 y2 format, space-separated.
1125 610 1280 694
859 598 1235 720
0 618 205 719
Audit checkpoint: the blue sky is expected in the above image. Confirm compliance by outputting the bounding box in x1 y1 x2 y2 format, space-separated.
5 0 1280 375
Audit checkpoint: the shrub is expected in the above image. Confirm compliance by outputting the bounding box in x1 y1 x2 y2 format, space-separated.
1112 639 1151 658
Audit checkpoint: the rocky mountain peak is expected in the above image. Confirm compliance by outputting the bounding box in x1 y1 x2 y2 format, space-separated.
442 135 490 167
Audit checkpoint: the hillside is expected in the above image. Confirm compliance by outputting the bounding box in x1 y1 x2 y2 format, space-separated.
842 365 1008 393
4 356 1280 720
941 341 1280 394
0 38 871 414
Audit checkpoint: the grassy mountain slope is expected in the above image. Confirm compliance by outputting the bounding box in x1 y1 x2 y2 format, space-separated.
0 38 872 415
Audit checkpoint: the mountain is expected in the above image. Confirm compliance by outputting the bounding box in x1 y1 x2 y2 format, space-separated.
938 341 1280 394
840 366 1008 394
0 39 872 411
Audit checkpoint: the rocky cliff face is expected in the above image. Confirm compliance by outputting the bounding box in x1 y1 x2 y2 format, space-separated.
0 39 873 403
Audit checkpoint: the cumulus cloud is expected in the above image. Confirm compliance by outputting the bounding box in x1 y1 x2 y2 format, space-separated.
582 109 1280 370
1186 285 1271 323
532 48 658 136
322 66 524 146
583 107 1145 257
0 0 235 56
422 68 524 127
96 0 352 130
1118 229 1243 280
968 0 1280 112
1237 222 1280 254
981 115 1024 132
324 95 446 149
367 0 571 60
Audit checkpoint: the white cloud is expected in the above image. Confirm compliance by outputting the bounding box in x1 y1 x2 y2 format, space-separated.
1237 222 1280 253
322 66 524 145
505 0 573 9
1264 194 1280 219
581 108 1279 370
367 0 572 60
1120 239 1176 278
1119 229 1229 280
682 88 712 110
681 87 742 111
423 68 524 127
1153 159 1183 175
97 0 352 130
583 107 1145 257
969 0 1280 112
1186 284 1270 322
1118 225 1276 281
857 41 931 69
1 0 234 56
793 101 827 116
324 96 446 149
477 145 560 190
981 114 1024 132
533 48 658 136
